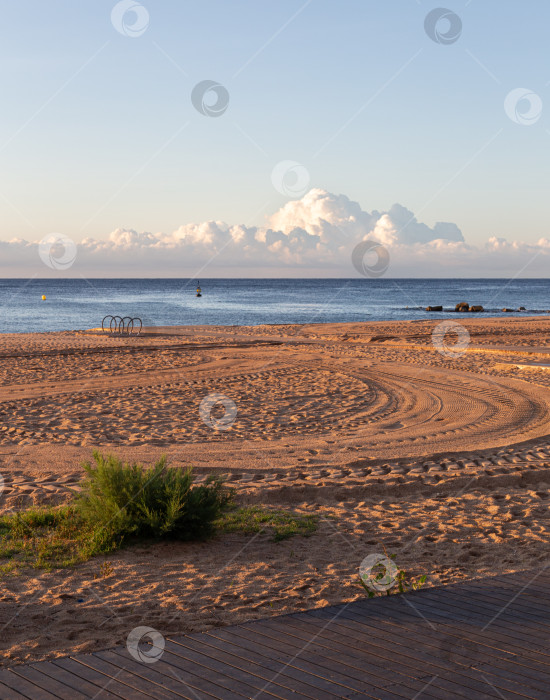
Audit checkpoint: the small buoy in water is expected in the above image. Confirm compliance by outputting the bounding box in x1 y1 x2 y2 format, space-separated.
41 295 46 300
196 280 202 298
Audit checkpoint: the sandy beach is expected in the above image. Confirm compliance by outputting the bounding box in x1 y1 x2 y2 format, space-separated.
2 316 550 667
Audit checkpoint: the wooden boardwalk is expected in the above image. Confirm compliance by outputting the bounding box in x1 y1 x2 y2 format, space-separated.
1 567 549 699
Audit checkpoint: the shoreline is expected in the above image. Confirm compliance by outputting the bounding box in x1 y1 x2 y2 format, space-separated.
0 311 549 333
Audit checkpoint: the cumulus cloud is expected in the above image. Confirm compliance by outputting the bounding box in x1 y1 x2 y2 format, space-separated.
269 189 377 243
2 189 549 276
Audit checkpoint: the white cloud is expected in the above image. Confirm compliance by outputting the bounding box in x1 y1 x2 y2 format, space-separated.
2 189 549 277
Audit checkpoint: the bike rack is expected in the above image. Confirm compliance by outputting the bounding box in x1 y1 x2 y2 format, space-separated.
101 315 143 336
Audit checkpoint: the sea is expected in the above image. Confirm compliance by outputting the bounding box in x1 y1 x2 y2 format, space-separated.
1 278 549 334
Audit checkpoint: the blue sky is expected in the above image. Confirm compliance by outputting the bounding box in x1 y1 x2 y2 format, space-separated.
0 1 549 276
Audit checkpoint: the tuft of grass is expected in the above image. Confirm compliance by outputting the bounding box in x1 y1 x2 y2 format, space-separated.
218 506 317 541
0 505 94 571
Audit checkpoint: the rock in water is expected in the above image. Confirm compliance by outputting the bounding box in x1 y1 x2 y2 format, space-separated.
470 305 484 312
426 305 443 311
455 302 469 312
502 308 514 312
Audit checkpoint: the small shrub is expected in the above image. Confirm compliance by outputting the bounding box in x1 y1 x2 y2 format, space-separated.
77 452 233 553
358 551 427 598
94 561 114 579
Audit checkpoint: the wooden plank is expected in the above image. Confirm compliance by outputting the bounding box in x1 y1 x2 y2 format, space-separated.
280 609 515 688
437 587 550 635
10 666 88 700
53 657 153 699
337 599 517 659
94 647 261 700
0 677 31 700
356 605 538 674
366 593 548 641
298 606 501 679
386 592 550 653
251 613 507 700
409 576 550 613
336 601 550 698
446 572 550 597
369 682 473 700
80 653 203 700
221 623 403 696
0 670 61 700
485 571 550 596
205 625 390 699
442 590 550 625
471 657 550 695
335 600 535 670
221 623 486 700
165 635 405 700
384 589 550 656
29 661 122 700
245 616 417 686
393 593 550 673
426 582 550 626
304 606 536 699
478 575 550 605
166 636 333 700
94 650 222 700
174 630 374 700
360 597 550 688
350 592 549 654
170 628 378 693
158 639 311 700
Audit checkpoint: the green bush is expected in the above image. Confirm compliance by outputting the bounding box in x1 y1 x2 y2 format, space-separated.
77 452 233 552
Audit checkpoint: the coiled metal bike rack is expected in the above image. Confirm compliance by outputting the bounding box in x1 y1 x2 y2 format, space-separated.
101 316 143 336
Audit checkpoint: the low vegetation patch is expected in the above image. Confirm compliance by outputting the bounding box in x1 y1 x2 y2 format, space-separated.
358 550 427 598
0 505 91 571
218 505 317 541
0 452 317 575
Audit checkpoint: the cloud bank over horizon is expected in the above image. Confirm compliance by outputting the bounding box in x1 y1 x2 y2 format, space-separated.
2 189 549 277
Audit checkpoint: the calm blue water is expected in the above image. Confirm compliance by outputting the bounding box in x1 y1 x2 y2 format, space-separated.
1 279 549 333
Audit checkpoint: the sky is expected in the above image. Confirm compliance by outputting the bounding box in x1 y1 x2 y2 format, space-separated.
0 0 549 277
